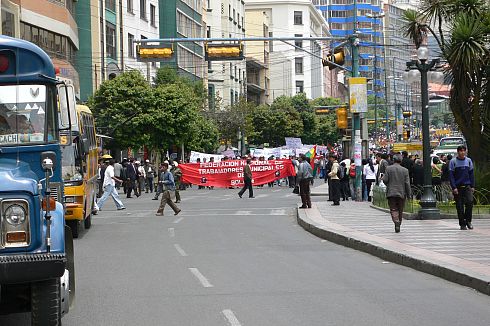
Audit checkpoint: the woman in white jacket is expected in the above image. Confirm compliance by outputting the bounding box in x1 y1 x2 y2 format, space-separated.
363 159 378 201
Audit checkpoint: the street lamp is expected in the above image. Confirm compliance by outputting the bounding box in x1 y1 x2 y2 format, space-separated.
366 12 385 147
404 46 441 219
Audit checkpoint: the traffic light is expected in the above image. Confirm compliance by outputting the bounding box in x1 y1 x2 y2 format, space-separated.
322 48 345 70
136 44 174 61
402 111 412 118
205 42 244 61
336 107 348 129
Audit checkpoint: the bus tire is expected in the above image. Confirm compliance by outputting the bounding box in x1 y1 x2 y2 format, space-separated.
67 220 79 238
31 278 62 326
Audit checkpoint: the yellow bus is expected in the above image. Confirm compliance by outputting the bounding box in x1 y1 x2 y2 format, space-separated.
61 105 98 238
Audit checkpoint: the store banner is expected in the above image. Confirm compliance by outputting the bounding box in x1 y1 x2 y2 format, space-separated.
180 159 296 188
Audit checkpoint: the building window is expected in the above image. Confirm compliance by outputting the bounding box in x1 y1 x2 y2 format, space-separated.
177 11 202 38
105 0 116 11
150 4 156 26
127 0 134 13
66 0 76 16
269 31 273 52
230 90 234 105
1 11 15 37
20 22 77 65
294 34 302 51
296 81 304 93
177 45 203 78
106 22 116 59
140 0 147 20
295 57 303 74
128 33 134 57
294 11 303 25
237 13 240 27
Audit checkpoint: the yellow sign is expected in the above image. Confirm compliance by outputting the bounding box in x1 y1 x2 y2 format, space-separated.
349 77 367 113
60 135 69 146
392 143 423 152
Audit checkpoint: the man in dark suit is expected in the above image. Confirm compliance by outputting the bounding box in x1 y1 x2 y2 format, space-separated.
383 154 411 233
238 159 254 198
125 158 140 198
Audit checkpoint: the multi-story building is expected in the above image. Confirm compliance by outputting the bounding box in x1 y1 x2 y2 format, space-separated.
244 9 270 105
76 0 125 101
1 0 80 94
159 0 204 81
314 0 385 98
245 0 329 100
123 0 160 82
207 0 246 107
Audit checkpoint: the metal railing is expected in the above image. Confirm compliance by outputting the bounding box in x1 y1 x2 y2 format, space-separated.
372 185 490 215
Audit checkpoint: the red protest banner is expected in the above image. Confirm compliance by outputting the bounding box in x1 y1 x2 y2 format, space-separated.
180 159 296 188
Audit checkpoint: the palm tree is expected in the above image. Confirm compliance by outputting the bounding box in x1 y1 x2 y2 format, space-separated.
402 0 490 164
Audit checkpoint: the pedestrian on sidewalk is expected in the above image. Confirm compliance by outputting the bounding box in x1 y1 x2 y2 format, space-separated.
328 155 341 206
238 159 254 198
449 145 475 230
363 158 377 202
339 162 350 201
155 163 181 216
95 159 125 212
382 154 411 233
297 154 313 208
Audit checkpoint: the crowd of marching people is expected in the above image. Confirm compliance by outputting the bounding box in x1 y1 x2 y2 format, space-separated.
95 156 183 216
93 145 474 232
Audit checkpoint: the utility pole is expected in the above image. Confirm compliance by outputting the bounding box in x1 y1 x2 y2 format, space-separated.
351 0 362 201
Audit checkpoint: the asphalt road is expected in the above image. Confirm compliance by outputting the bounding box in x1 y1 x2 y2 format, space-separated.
3 184 490 325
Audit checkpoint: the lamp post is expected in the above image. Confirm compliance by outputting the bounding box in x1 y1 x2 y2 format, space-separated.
404 46 443 219
366 12 385 147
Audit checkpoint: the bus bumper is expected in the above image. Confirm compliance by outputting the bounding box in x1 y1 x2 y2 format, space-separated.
0 253 66 284
65 205 84 221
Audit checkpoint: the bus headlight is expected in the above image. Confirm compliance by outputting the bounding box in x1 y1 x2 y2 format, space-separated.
5 204 27 225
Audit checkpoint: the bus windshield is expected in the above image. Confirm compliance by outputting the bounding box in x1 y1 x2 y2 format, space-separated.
0 84 55 145
61 144 83 182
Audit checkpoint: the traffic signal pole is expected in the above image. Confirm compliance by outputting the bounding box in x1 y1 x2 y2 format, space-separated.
351 0 363 201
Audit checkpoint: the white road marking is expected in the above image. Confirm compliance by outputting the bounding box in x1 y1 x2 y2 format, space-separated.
174 244 188 257
168 228 175 237
189 268 213 288
173 217 184 224
222 309 242 326
235 211 252 215
321 240 327 243
270 209 286 215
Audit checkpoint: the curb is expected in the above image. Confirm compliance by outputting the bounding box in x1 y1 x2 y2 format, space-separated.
369 204 490 220
311 192 328 197
297 205 490 296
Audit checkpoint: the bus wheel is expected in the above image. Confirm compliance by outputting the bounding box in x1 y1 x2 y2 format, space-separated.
67 220 79 238
31 278 62 326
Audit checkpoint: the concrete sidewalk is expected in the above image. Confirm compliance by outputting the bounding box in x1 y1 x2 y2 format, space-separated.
297 200 490 296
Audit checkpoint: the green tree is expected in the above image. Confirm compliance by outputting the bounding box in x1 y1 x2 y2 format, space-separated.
402 0 490 164
187 115 220 153
206 98 254 144
88 70 152 149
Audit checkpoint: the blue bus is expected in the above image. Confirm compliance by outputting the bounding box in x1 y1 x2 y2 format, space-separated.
0 36 75 324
